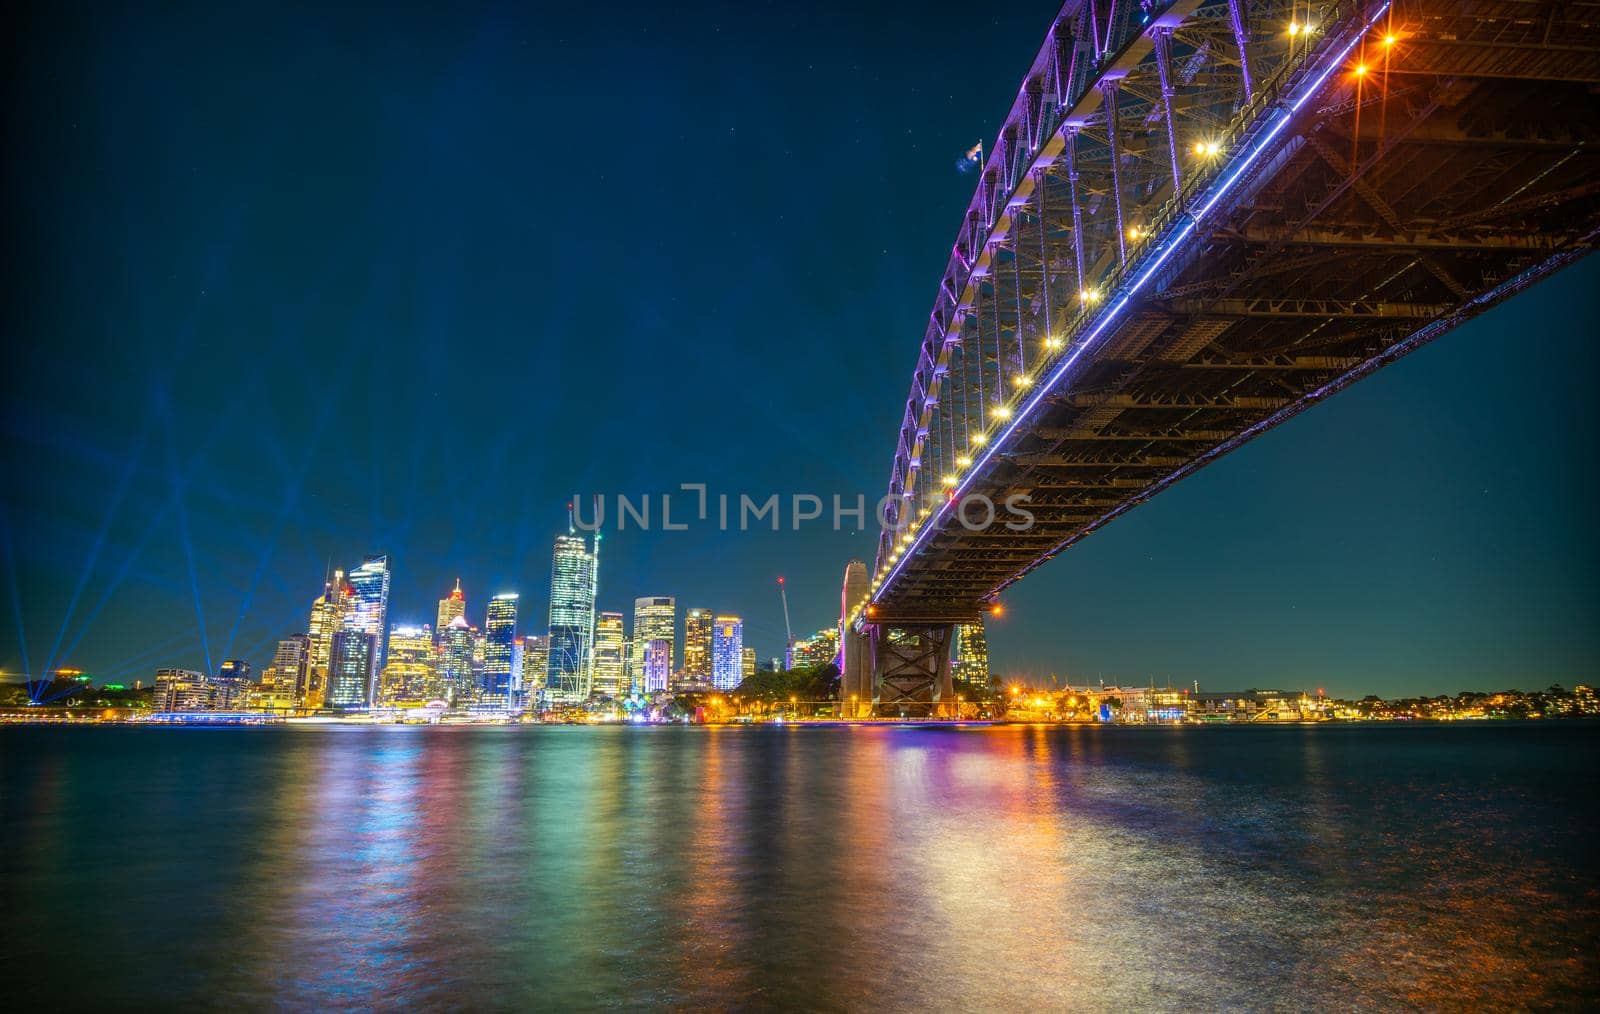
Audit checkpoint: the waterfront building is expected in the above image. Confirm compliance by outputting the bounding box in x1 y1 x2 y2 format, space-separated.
439 615 476 703
643 638 670 693
483 594 520 705
791 627 840 669
631 597 676 685
683 608 713 681
522 634 549 696
436 578 466 639
741 646 756 682
380 623 437 703
345 555 392 677
547 531 597 704
265 634 310 698
210 659 254 710
953 619 990 690
304 570 351 709
153 668 214 711
593 612 625 697
711 615 743 690
326 630 377 708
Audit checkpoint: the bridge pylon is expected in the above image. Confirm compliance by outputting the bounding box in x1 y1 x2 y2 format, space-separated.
871 624 956 719
840 559 962 718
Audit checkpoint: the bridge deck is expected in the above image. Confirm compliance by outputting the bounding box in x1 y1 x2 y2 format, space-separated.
865 0 1600 623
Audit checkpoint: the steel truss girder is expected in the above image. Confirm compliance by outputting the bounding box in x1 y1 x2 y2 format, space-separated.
870 0 1600 619
870 624 956 717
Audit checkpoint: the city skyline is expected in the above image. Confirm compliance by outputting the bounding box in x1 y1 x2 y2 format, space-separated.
1 1 1595 700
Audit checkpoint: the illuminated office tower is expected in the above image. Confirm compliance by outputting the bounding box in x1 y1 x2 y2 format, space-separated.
380 623 436 703
593 612 625 697
643 638 670 693
483 594 520 705
683 608 713 681
439 615 476 703
304 570 351 708
631 597 676 685
436 578 466 639
264 633 310 702
522 635 549 696
791 627 840 669
741 647 756 682
953 619 990 689
711 615 743 690
345 556 392 684
326 630 376 708
547 531 597 703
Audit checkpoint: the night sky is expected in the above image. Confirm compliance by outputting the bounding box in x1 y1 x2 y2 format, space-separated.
3 1 1595 698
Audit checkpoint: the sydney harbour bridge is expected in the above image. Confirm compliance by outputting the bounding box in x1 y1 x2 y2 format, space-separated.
839 0 1599 716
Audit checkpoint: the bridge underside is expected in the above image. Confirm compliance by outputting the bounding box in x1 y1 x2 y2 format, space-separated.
869 0 1600 622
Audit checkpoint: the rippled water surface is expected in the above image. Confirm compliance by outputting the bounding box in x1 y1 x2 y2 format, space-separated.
2 722 1596 1010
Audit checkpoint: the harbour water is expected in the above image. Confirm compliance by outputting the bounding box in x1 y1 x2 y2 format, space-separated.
2 722 1596 1009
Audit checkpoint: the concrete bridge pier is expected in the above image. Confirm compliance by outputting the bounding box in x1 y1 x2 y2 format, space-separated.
839 560 874 718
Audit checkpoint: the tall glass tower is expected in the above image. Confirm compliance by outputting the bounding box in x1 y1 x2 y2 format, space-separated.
953 619 990 690
345 555 392 702
631 597 676 685
547 530 597 704
436 578 466 639
712 615 743 690
683 608 713 681
304 569 350 709
593 611 625 697
326 629 376 708
439 615 475 704
483 594 520 706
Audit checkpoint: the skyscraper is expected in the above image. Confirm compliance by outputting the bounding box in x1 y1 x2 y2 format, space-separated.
380 623 436 704
547 531 597 704
326 629 376 708
712 615 743 690
953 620 990 690
439 615 475 704
593 611 625 697
643 638 671 693
791 627 840 669
483 594 520 705
304 570 351 709
683 607 713 681
631 596 676 685
436 578 466 638
266 634 310 699
522 634 549 697
741 646 756 682
345 556 392 688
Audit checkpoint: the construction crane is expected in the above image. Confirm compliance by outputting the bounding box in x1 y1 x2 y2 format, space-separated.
777 576 793 670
